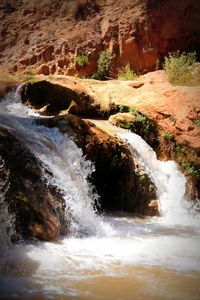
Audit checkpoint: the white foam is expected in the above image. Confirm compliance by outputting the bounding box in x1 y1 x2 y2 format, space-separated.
0 90 115 237
117 132 200 227
0 90 200 299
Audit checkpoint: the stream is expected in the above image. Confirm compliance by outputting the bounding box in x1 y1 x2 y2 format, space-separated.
0 90 200 300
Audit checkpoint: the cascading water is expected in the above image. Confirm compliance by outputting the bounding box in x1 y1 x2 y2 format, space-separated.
117 132 199 226
0 89 200 300
0 89 114 238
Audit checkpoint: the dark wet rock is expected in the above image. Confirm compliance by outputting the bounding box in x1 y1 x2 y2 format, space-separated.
0 113 158 243
20 80 100 117
0 126 67 241
37 114 158 216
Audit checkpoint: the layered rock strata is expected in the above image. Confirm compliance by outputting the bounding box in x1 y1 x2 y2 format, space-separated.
0 0 199 76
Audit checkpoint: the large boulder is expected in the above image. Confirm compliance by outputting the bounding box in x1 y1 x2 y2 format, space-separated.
20 79 100 116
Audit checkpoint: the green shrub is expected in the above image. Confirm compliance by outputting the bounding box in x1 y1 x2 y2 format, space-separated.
129 107 137 115
194 119 200 127
92 50 114 80
74 55 88 67
129 107 151 129
182 160 199 176
116 108 157 146
174 146 185 154
163 51 197 86
173 143 199 178
118 64 138 80
161 132 174 139
116 120 134 130
118 104 128 113
168 115 176 123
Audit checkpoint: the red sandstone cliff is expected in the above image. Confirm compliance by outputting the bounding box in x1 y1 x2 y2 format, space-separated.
0 0 200 77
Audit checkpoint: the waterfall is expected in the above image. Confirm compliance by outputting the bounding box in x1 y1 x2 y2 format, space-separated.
117 132 199 226
0 89 115 239
0 89 200 300
0 89 199 240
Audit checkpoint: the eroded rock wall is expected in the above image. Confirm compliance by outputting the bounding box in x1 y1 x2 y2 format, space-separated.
0 0 199 76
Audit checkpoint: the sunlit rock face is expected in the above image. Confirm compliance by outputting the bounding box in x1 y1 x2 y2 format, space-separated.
20 71 200 199
0 0 199 76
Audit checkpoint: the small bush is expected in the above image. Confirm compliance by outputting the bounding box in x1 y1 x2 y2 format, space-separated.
118 64 138 80
116 120 134 130
163 51 197 86
194 119 200 127
92 50 114 80
116 108 157 146
173 143 199 178
168 115 176 123
161 132 174 139
129 107 137 115
129 108 151 128
182 160 199 176
174 146 186 154
118 105 129 113
74 55 88 67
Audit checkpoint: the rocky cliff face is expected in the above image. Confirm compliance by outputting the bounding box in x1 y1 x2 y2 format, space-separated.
0 0 199 76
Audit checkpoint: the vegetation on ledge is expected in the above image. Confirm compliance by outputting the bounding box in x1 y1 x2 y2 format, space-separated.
163 51 200 86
